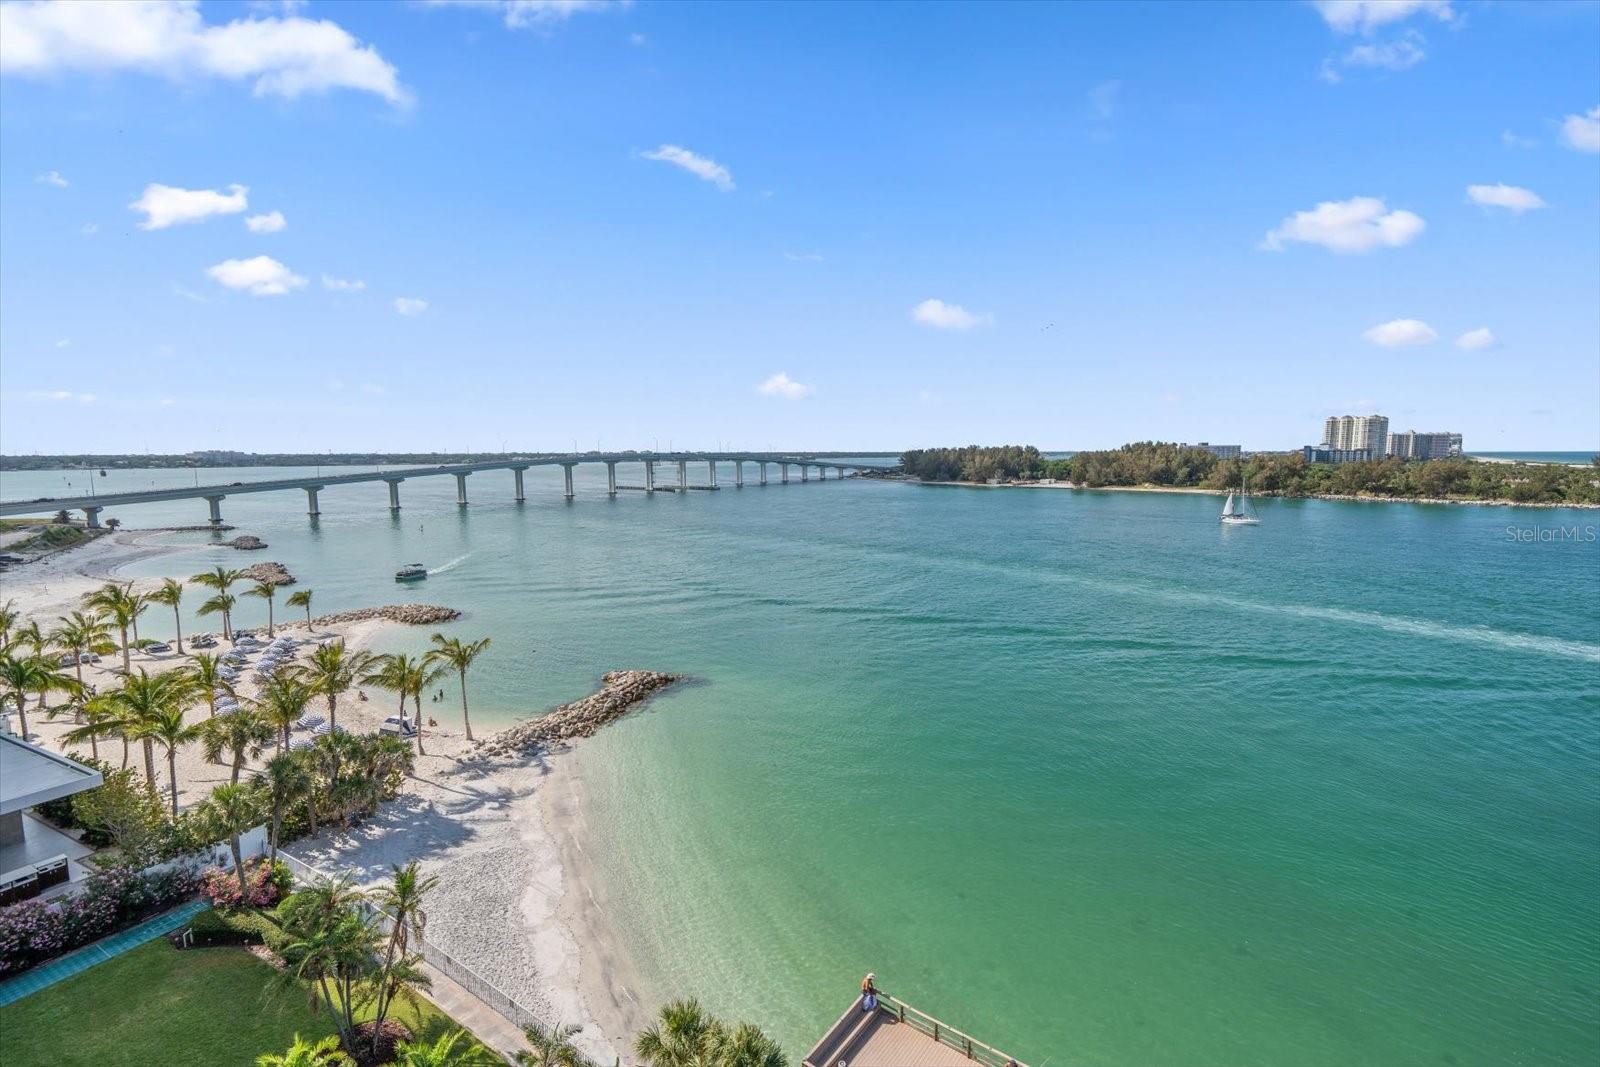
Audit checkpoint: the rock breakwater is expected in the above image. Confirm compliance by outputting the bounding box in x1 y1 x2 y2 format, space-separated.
239 561 295 586
310 604 462 627
472 670 681 759
223 535 268 550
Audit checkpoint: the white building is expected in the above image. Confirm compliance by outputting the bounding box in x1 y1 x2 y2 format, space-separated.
1387 430 1464 461
1323 415 1390 455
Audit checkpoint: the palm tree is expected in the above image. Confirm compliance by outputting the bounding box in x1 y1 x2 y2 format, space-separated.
188 651 232 716
280 908 385 1053
425 635 490 742
191 566 242 640
196 592 238 643
107 668 196 796
127 590 150 646
147 578 186 654
256 1034 352 1067
201 706 274 784
394 1030 500 1067
634 1000 786 1067
61 694 123 762
369 862 442 1058
286 588 314 629
145 705 202 814
365 653 445 755
516 1022 589 1067
203 781 264 889
0 650 76 741
49 610 116 699
83 582 140 671
262 751 312 859
257 671 316 753
0 598 17 646
301 642 373 732
245 579 279 637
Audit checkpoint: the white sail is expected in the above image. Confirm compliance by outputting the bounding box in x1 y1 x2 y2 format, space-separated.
1222 492 1239 517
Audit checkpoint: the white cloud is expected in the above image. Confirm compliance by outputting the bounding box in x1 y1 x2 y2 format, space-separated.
130 183 248 229
1456 327 1496 350
35 169 68 187
629 32 647 45
1560 106 1600 153
244 210 286 232
1088 80 1120 121
1501 129 1535 149
423 1 621 29
1466 183 1545 214
205 255 307 296
1362 319 1438 347
1261 196 1424 253
54 339 70 348
322 274 366 292
0 0 408 104
79 221 98 235
27 389 96 404
640 144 734 191
1313 1 1453 34
393 297 428 316
756 372 813 399
1342 34 1425 71
783 251 824 262
172 282 208 303
912 298 987 330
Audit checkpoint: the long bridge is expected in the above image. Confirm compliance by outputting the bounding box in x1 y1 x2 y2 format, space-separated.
0 452 901 527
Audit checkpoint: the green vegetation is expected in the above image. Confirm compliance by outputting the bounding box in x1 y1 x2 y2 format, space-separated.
900 445 1045 482
6 523 96 555
0 938 461 1067
634 998 788 1067
900 442 1600 505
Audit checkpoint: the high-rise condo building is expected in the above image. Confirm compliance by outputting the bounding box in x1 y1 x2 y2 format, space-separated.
1386 431 1464 461
1322 415 1390 454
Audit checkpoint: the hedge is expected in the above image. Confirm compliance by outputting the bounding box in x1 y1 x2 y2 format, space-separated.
186 908 290 953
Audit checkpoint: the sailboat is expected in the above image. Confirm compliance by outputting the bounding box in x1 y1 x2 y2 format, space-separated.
1220 468 1261 526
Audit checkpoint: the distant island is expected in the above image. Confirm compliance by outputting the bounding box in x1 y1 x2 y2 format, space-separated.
897 443 1600 506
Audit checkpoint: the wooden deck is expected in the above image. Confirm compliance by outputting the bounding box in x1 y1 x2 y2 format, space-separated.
804 994 1023 1067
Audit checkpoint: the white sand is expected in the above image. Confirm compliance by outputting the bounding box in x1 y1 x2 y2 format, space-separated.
1 531 644 1061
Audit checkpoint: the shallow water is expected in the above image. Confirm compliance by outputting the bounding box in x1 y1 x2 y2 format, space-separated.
3 466 1597 1064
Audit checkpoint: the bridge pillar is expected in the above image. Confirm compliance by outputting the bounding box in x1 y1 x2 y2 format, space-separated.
205 496 224 527
305 486 323 516
513 467 527 503
801 465 809 482
760 462 768 486
562 464 575 500
781 463 789 484
818 466 827 481
677 459 687 490
83 506 102 529
606 461 617 496
644 460 655 492
707 460 718 488
386 479 402 511
455 473 469 507
735 461 744 488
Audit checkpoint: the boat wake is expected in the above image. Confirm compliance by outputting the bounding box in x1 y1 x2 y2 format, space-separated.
430 553 471 576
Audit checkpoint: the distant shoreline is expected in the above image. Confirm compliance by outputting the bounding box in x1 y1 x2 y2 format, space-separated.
912 479 1600 510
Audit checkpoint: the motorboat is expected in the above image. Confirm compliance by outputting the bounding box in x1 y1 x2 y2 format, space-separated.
395 563 428 582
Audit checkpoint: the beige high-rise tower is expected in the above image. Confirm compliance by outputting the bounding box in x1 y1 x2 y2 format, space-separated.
1322 414 1390 455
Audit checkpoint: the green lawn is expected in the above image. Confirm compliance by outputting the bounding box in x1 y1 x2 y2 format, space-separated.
0 937 459 1067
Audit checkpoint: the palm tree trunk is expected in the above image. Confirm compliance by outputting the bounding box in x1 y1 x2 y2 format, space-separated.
15 698 29 742
412 691 425 755
230 834 245 887
120 735 129 768
266 600 274 637
458 669 473 741
270 810 282 861
168 748 180 815
88 731 98 761
304 605 312 628
72 660 85 724
327 692 337 730
142 738 157 794
231 752 244 784
171 605 184 654
119 625 130 672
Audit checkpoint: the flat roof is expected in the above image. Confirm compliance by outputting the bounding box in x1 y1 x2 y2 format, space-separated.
0 733 103 815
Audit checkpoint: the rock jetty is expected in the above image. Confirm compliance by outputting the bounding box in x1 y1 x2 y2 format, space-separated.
223 535 268 550
310 604 462 627
471 670 681 759
239 561 295 586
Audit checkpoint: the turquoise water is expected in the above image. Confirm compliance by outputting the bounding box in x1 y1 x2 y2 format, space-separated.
1469 452 1598 466
2 467 1597 1065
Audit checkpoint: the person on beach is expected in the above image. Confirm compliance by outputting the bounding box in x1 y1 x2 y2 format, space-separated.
861 973 878 1011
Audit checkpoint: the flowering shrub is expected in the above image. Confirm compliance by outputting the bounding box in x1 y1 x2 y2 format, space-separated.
0 865 198 976
199 859 291 911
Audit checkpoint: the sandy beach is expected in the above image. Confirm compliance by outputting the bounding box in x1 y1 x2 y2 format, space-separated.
0 530 646 1062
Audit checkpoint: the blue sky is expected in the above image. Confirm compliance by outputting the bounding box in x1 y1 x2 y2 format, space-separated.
2 0 1597 454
